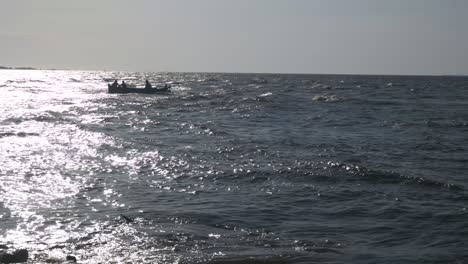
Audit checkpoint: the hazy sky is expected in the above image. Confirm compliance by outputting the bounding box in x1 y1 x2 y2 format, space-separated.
1 0 467 74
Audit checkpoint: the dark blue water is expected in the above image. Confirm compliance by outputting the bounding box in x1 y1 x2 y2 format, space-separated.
1 70 467 263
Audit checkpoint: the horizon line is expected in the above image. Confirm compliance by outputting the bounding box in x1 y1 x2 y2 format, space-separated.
1 65 466 77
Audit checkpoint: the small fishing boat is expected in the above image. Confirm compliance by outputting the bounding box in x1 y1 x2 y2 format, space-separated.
108 84 171 94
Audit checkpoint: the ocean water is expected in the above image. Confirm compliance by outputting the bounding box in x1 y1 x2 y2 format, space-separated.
0 70 467 263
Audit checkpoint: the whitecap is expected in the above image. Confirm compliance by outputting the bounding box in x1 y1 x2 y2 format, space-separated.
258 92 273 97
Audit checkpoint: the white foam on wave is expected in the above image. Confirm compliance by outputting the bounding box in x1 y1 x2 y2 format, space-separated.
258 92 273 97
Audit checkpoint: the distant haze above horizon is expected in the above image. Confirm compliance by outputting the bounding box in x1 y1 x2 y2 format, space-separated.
1 0 467 75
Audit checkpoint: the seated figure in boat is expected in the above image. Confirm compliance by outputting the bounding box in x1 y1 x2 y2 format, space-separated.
110 80 118 89
145 80 152 89
120 81 127 89
160 83 170 90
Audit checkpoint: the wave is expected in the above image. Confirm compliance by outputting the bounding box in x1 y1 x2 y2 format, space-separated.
219 160 465 193
5 79 45 83
385 82 407 87
202 256 289 264
196 77 219 83
425 120 468 128
0 131 40 138
310 83 332 89
312 94 341 102
256 92 273 102
1 113 70 126
251 77 268 84
1 118 23 124
322 161 465 192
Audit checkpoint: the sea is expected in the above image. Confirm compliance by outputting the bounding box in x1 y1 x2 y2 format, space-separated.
0 70 467 263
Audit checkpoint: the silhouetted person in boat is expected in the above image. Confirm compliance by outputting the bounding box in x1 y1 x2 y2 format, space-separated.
144 80 152 89
120 81 127 89
111 80 118 89
160 83 170 90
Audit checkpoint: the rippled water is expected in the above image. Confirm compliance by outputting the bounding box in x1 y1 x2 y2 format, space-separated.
0 70 467 263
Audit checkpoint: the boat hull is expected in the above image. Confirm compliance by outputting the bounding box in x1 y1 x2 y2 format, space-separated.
108 84 171 94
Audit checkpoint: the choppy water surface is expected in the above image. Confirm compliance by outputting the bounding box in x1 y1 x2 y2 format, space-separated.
0 70 467 263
